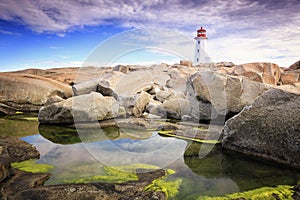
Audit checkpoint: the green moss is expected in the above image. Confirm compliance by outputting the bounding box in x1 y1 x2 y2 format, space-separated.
145 169 182 199
65 166 138 184
12 159 54 173
199 185 294 200
15 111 23 114
63 163 160 184
158 131 219 144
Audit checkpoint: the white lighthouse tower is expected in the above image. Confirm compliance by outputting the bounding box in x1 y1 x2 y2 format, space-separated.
194 27 210 64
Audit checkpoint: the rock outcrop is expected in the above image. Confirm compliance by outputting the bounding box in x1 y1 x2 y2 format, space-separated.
222 88 300 169
280 71 299 85
280 61 300 85
0 136 40 182
0 73 72 114
231 62 281 85
287 60 300 71
186 71 270 120
38 92 119 124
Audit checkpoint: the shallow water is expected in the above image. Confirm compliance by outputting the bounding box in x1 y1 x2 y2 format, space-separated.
1 116 300 199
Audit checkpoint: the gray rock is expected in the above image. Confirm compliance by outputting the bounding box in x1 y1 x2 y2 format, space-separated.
44 95 64 106
143 113 162 119
222 88 300 169
39 92 119 123
155 89 174 102
113 65 129 73
162 98 191 119
132 91 152 117
72 78 98 96
146 100 165 117
97 80 119 100
181 115 192 121
119 91 152 118
186 71 270 120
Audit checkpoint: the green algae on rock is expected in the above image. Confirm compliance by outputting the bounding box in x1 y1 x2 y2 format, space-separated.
63 163 161 184
144 169 182 199
12 159 54 173
158 130 219 144
199 185 293 200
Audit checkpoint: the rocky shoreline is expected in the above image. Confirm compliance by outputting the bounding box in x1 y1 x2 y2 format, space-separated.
0 136 167 199
0 60 299 199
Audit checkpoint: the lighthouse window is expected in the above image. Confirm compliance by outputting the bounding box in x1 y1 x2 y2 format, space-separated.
198 41 200 44
197 49 199 53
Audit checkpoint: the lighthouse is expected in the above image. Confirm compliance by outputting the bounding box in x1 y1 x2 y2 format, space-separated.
194 27 210 64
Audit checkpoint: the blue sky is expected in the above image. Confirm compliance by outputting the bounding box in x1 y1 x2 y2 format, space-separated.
0 0 300 72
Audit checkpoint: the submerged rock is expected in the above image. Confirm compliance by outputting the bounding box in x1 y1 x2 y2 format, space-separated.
38 92 119 124
222 88 300 169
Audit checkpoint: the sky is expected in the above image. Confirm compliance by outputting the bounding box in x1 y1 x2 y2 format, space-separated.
0 0 300 72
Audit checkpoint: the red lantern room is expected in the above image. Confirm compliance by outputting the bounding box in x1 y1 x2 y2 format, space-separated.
197 27 207 38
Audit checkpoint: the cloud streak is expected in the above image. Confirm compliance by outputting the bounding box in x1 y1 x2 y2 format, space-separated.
1 0 299 34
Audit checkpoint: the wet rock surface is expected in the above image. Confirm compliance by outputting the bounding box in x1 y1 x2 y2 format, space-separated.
0 136 47 199
293 183 300 200
0 136 40 164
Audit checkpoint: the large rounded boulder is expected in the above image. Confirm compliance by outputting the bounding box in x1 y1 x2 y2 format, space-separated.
38 92 119 124
222 87 300 169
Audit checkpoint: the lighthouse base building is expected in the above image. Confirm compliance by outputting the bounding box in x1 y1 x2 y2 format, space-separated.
194 27 211 65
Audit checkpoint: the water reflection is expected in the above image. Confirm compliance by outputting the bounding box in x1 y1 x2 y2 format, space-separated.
0 116 39 136
171 141 300 199
20 124 300 198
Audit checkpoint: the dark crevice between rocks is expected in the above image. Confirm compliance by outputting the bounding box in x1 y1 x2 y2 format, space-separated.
225 111 240 121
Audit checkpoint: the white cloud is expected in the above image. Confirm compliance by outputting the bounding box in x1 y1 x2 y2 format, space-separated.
0 0 299 66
